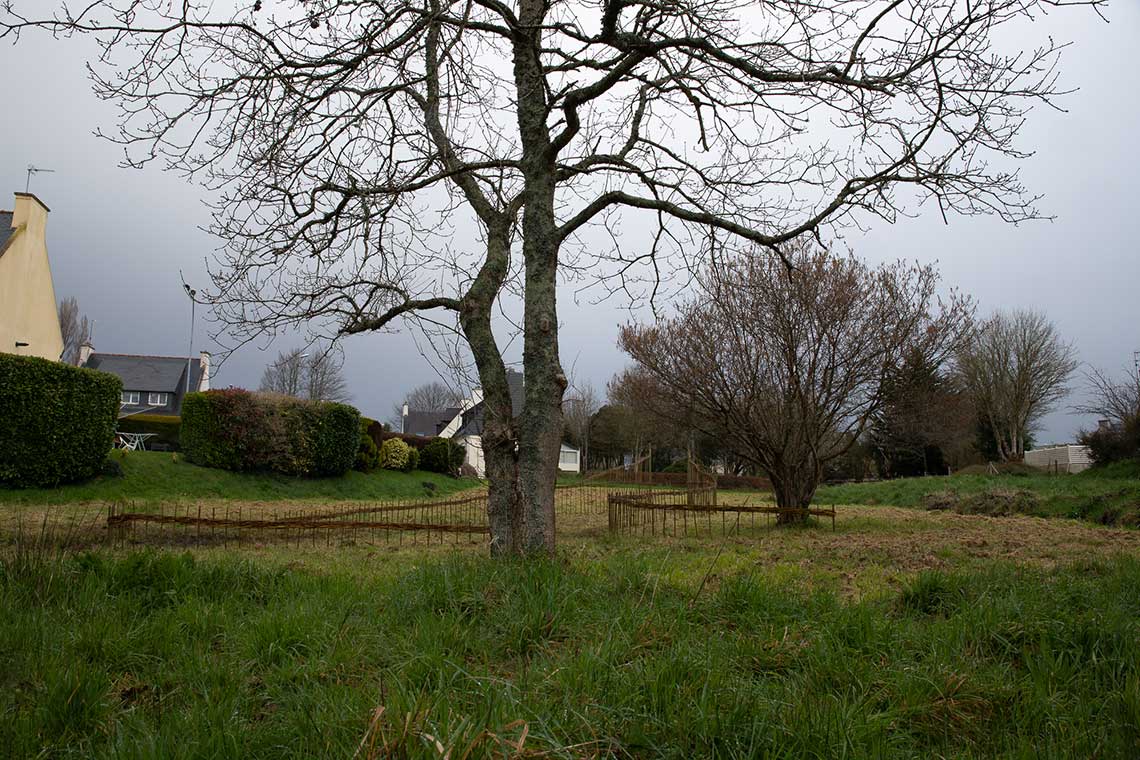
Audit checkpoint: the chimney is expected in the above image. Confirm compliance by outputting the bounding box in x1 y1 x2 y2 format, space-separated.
77 339 95 367
401 403 409 433
12 193 50 238
198 351 211 390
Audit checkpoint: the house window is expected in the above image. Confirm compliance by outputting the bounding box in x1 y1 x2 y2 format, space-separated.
559 450 578 466
148 392 170 407
121 391 140 405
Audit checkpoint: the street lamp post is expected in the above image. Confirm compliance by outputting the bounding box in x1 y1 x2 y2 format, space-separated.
183 282 197 396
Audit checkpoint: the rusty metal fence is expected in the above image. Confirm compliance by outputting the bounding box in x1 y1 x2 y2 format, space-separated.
607 489 835 537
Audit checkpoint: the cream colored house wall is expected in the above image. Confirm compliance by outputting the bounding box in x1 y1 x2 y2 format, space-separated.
0 194 64 361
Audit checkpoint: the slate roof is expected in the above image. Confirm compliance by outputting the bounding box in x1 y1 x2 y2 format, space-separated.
455 370 525 437
0 211 14 253
85 353 204 393
403 406 463 437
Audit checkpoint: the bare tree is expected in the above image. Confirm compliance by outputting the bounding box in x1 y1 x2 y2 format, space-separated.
2 0 1101 553
390 380 465 428
620 242 973 522
957 309 1078 461
405 382 464 412
260 347 351 403
563 376 600 471
305 352 353 403
1074 366 1140 428
58 297 91 366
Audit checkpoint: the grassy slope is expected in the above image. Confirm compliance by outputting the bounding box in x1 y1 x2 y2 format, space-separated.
0 451 480 505
2 547 1138 758
818 461 1140 524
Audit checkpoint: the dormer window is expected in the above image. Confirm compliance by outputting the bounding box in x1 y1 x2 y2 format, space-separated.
148 392 170 407
121 391 140 405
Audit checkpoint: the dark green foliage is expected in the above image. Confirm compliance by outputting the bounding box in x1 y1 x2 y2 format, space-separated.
354 420 380 472
900 571 960 615
976 415 1034 463
1078 418 1140 467
0 354 121 488
405 446 419 472
116 414 180 449
420 438 465 474
3 551 1139 758
180 389 359 477
870 348 970 477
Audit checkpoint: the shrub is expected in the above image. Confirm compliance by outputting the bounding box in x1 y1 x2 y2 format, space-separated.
0 354 121 488
379 438 412 471
355 420 381 472
116 414 181 450
1078 419 1140 467
377 429 433 450
955 488 1039 517
405 446 420 472
181 389 360 477
420 438 466 474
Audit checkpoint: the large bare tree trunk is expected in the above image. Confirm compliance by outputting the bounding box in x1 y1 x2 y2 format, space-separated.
512 0 564 555
460 226 521 555
769 462 820 526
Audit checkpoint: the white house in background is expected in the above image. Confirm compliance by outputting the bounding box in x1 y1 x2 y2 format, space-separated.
399 369 581 477
1024 444 1092 474
557 442 581 474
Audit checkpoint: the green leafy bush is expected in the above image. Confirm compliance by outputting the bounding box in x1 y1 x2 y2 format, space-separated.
116 414 181 449
1078 418 1140 467
420 438 465 474
379 438 412 471
355 419 381 472
405 446 420 472
181 389 360 477
0 354 121 487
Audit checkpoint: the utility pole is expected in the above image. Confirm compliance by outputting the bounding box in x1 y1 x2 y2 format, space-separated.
182 277 197 396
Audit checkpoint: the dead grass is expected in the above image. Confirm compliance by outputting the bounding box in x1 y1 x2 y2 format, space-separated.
6 493 1140 601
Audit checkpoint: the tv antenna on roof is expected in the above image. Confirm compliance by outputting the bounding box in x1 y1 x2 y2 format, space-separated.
25 165 56 193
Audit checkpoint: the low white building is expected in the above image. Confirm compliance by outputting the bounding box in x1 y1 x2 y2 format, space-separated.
401 370 581 477
1024 445 1092 474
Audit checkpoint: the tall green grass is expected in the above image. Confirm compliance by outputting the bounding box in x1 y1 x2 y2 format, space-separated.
819 464 1140 525
3 548 1138 758
0 451 479 505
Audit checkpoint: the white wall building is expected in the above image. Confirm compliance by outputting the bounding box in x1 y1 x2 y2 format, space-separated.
1024 445 1092 474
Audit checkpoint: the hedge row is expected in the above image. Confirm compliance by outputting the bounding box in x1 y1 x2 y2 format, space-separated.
364 420 466 474
0 354 121 488
181 389 360 477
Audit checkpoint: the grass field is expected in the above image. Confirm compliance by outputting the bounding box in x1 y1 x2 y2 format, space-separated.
0 452 481 506
3 499 1140 758
818 461 1140 526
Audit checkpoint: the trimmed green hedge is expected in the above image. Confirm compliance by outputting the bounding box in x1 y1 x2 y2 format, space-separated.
421 437 466 475
0 354 121 487
117 414 181 449
181 389 360 477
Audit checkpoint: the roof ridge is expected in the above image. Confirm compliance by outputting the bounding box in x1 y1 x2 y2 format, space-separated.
93 352 199 361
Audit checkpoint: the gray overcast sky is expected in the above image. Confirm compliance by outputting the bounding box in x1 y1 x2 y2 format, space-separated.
1 3 1137 443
